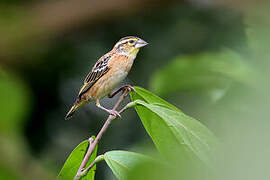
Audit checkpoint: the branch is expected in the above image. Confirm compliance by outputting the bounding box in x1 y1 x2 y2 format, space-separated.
76 137 94 176
74 90 130 180
80 155 105 177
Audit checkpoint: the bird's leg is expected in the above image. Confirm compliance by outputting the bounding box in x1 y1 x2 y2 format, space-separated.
108 85 136 98
107 88 122 98
95 99 121 118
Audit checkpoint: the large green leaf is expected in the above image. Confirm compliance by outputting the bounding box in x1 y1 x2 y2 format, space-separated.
125 157 208 180
150 50 258 96
58 137 97 180
130 87 219 167
131 86 181 112
104 150 152 180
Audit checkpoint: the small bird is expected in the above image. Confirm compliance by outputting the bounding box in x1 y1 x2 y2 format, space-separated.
65 36 148 120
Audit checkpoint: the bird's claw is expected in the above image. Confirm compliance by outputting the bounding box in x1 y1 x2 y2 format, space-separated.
108 110 122 118
122 85 136 94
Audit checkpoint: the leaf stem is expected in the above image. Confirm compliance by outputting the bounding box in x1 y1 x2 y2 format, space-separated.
80 155 105 177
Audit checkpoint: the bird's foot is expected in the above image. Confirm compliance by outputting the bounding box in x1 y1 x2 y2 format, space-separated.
121 85 136 94
108 85 136 98
108 110 122 118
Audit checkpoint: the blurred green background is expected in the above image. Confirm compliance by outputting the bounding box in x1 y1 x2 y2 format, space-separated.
0 0 269 179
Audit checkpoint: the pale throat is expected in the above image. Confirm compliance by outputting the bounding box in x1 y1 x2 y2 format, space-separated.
117 48 140 57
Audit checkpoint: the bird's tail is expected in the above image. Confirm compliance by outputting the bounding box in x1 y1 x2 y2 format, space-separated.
65 99 88 120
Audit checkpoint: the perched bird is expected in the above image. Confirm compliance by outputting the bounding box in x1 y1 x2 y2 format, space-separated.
65 36 148 120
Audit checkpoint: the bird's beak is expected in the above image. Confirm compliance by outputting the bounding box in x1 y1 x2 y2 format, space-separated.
135 39 149 48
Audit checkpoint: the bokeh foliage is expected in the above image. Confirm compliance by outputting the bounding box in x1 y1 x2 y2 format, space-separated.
150 49 258 96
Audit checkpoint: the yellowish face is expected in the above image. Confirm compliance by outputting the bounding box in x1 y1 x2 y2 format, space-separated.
114 36 148 56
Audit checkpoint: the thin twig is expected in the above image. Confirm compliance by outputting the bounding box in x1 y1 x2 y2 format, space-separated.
80 155 105 176
76 137 94 175
74 90 129 180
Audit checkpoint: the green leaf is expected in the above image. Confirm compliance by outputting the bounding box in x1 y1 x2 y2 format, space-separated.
58 137 97 180
150 49 258 96
125 157 206 180
104 150 152 180
0 163 20 180
131 86 181 112
130 87 219 167
0 71 30 134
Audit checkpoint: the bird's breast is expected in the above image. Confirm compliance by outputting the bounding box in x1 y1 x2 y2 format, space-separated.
88 55 135 99
110 54 135 73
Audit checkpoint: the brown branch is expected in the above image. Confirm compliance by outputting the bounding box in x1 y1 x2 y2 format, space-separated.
76 137 94 174
74 90 130 180
80 155 105 177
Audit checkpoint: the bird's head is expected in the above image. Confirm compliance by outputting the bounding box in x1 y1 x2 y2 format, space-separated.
113 36 148 56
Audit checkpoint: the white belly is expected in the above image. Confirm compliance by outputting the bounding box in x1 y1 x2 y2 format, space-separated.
107 70 128 90
98 70 128 99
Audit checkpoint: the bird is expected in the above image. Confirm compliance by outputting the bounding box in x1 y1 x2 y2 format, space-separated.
65 36 148 120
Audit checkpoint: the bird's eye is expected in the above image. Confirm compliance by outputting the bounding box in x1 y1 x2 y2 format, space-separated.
129 40 135 44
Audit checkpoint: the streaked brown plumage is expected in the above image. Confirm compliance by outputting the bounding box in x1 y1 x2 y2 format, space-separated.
65 36 148 119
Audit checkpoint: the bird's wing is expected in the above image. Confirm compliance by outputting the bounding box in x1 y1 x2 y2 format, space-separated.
78 55 111 99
